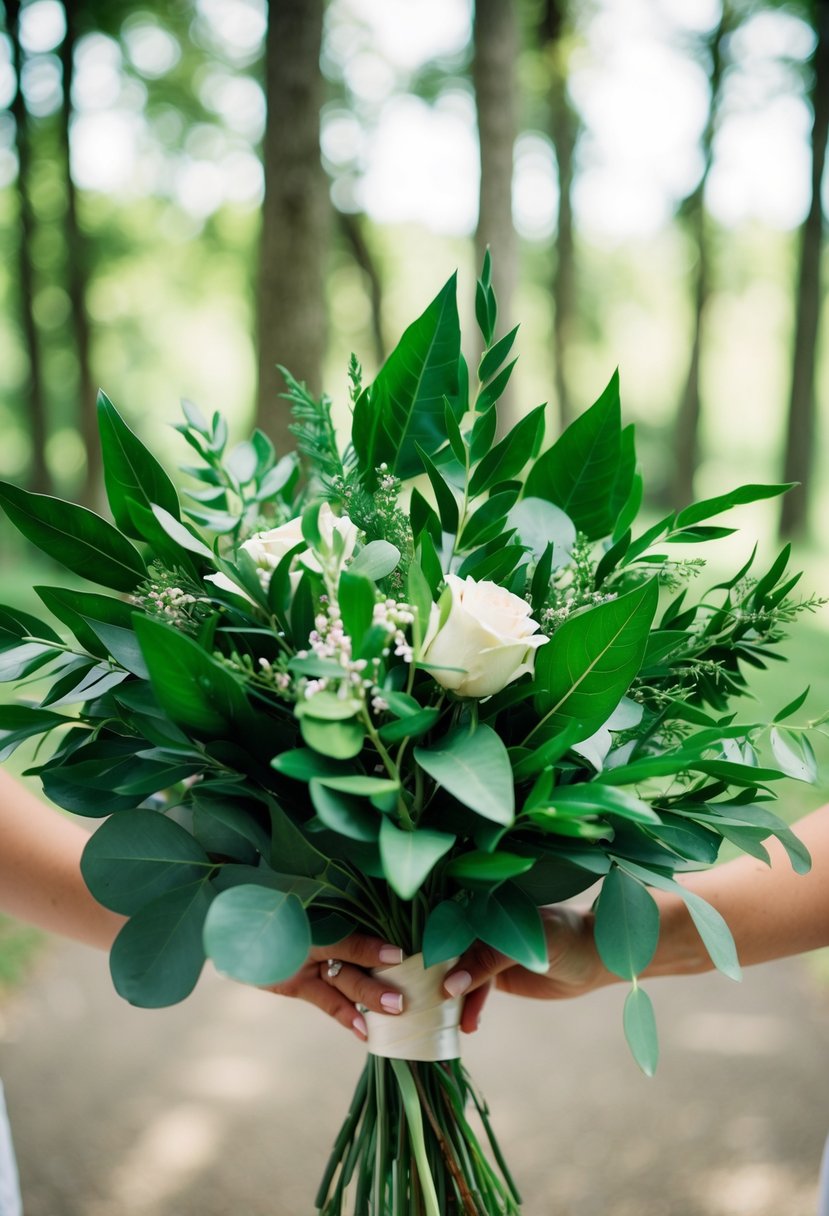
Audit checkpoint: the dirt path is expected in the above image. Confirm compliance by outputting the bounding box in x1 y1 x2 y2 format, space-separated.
1 940 827 1216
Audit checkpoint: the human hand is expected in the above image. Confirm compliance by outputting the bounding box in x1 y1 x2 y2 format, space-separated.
443 906 613 1033
265 935 405 1041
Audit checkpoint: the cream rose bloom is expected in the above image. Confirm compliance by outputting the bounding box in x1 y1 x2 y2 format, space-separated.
205 505 357 597
421 574 548 698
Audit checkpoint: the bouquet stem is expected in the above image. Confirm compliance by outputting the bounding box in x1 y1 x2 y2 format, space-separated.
316 1056 522 1216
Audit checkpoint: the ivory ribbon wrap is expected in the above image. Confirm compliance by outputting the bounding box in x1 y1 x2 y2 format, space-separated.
364 953 462 1062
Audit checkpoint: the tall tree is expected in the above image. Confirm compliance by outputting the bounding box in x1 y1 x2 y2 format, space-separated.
539 0 580 428
58 1 99 507
473 0 518 413
257 0 329 451
780 0 829 537
7 0 51 494
672 7 730 509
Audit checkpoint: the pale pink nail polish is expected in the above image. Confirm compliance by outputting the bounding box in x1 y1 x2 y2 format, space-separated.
444 970 471 998
352 1014 367 1039
380 992 403 1013
379 945 404 964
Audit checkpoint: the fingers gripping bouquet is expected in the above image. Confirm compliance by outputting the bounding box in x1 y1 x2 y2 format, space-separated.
0 257 821 1214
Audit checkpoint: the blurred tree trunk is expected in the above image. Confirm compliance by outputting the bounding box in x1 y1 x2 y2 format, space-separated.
540 0 579 429
337 210 385 368
780 0 829 538
673 11 728 510
58 1 100 508
473 0 518 423
257 0 329 452
8 0 51 495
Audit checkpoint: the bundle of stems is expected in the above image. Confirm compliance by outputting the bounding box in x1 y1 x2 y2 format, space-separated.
316 1056 522 1215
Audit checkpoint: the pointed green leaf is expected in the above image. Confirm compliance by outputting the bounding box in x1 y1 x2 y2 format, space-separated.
414 725 514 825
0 481 146 591
467 883 548 972
524 370 622 540
353 274 461 481
98 391 181 538
533 580 658 740
379 818 455 900
623 986 659 1076
422 899 476 966
594 865 659 980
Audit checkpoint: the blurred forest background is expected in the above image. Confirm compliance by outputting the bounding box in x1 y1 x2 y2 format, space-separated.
1 0 829 533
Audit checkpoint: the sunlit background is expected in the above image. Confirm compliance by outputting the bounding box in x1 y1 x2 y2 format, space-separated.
1 0 828 538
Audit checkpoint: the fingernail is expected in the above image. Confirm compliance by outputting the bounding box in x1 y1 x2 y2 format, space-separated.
352 1014 367 1039
379 945 404 964
444 970 471 998
380 992 404 1014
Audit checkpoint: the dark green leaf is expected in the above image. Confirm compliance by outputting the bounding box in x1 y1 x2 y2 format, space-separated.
533 580 658 740
446 850 535 889
81 809 213 915
676 483 793 528
309 779 380 841
109 880 214 1007
0 481 146 592
134 615 252 737
468 404 546 497
524 370 622 540
416 444 459 534
467 883 548 972
353 274 461 481
478 325 519 384
422 900 475 967
97 391 181 538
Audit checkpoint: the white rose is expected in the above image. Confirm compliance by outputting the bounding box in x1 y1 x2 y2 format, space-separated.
204 516 305 599
421 574 548 698
204 506 358 598
242 516 305 569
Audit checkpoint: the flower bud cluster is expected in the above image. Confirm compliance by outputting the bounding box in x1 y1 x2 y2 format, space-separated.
541 588 617 633
372 598 415 664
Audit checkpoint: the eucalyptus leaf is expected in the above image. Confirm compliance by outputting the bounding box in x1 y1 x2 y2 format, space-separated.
203 885 311 986
110 880 214 1008
623 986 659 1076
81 809 213 915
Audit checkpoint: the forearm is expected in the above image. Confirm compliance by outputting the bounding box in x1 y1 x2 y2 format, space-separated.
648 805 829 977
0 771 124 949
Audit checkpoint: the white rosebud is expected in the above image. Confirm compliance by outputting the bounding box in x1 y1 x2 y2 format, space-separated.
421 574 548 698
300 503 359 575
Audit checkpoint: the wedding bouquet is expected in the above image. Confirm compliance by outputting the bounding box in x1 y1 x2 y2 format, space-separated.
0 257 820 1214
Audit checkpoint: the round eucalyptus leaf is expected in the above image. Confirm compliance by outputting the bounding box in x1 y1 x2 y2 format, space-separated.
110 880 213 1008
203 884 311 985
